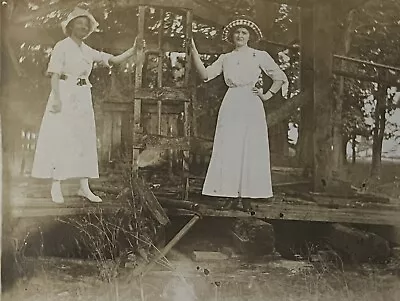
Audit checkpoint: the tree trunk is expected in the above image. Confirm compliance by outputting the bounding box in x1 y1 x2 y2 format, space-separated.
332 9 356 176
352 134 357 164
370 84 387 178
341 135 350 165
297 7 314 176
312 3 335 191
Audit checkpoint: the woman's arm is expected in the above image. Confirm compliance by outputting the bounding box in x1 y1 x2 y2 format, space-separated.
262 80 285 101
108 37 144 65
49 73 62 113
256 50 289 101
190 38 208 81
109 46 136 65
253 80 285 101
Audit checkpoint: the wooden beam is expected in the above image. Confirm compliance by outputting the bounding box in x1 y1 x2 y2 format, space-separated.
333 70 400 88
115 0 229 26
312 2 335 192
168 201 400 226
133 134 191 150
10 195 400 226
334 54 400 73
135 87 191 102
266 91 312 127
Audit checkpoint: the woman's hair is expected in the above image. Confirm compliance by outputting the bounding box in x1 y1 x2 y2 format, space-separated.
228 26 254 44
65 15 91 37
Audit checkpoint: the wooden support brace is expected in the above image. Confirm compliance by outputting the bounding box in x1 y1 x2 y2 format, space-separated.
139 213 201 277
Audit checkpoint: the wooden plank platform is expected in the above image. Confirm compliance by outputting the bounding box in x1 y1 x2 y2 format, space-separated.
8 177 400 226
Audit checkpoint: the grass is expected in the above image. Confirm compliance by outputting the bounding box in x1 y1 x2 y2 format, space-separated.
2 255 400 301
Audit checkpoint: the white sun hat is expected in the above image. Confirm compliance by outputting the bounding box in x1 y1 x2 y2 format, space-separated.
61 4 99 39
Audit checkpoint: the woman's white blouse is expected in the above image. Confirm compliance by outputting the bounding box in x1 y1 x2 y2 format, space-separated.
47 37 113 86
204 47 288 97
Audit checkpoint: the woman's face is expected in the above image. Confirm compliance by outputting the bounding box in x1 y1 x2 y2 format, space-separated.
232 27 250 47
70 16 91 40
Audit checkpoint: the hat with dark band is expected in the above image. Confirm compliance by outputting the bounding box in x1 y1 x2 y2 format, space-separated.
222 15 263 43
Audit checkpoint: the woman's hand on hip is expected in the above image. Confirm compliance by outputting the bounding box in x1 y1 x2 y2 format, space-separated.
252 87 265 101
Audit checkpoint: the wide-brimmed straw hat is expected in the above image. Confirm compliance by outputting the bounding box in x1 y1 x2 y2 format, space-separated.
61 4 99 39
222 15 263 44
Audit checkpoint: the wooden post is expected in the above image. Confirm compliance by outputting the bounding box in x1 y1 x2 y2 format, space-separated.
312 2 335 191
157 9 164 136
101 111 113 166
0 2 4 294
182 9 193 199
0 114 2 298
132 6 146 173
298 7 314 176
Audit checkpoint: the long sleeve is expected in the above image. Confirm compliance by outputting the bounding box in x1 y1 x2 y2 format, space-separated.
258 50 289 98
204 54 226 82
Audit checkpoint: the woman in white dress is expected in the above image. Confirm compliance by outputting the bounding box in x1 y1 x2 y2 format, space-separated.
191 15 288 211
31 5 142 204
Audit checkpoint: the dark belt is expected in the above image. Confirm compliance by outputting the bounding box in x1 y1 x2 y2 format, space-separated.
60 74 88 86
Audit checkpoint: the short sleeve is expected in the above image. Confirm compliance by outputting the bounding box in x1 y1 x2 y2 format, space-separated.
86 46 114 67
46 42 65 75
204 54 225 82
259 51 289 98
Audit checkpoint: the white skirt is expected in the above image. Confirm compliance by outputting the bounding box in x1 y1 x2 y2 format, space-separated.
202 86 273 199
31 82 99 180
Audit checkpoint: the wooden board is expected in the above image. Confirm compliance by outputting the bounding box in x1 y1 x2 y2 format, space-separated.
9 191 400 226
135 87 191 102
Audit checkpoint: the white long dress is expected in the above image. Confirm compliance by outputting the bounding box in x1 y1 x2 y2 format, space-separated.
31 37 112 180
201 47 288 199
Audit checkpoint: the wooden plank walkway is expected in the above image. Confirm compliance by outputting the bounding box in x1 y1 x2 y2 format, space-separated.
8 177 400 226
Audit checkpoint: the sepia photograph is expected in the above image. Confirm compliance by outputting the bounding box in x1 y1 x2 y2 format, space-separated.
0 0 400 300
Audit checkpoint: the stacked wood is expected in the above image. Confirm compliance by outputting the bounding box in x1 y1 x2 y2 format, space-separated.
326 224 391 262
230 218 275 257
